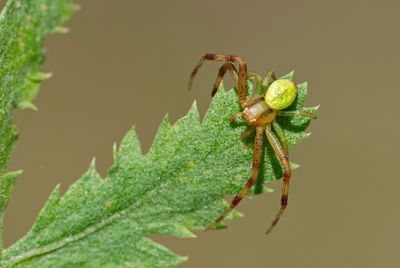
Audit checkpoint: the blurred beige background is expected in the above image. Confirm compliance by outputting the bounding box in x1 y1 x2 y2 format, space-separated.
4 0 399 267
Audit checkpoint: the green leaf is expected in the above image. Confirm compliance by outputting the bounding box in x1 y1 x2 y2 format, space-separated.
1 73 317 267
0 172 20 217
0 0 76 174
0 0 76 262
0 171 20 258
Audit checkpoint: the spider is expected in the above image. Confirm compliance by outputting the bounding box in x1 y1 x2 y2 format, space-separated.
188 53 316 234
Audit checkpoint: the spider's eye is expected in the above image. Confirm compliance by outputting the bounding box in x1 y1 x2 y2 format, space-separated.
265 79 297 110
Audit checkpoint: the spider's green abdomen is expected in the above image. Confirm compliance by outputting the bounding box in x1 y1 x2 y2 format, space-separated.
265 79 297 110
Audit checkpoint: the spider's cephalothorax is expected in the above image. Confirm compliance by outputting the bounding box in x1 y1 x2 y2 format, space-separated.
242 96 277 126
242 79 297 126
188 53 316 234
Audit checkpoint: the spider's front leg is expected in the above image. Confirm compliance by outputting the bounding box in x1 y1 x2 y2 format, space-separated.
262 69 277 88
211 63 238 97
278 110 317 119
188 53 248 108
207 125 264 229
243 70 276 98
248 69 276 88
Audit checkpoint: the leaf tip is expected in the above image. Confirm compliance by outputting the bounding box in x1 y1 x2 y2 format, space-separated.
52 26 70 34
162 113 171 124
112 142 118 161
72 3 82 11
205 222 228 231
7 170 23 177
53 183 61 193
17 101 38 110
263 184 275 193
288 70 295 79
177 226 197 238
213 222 228 230
0 171 22 212
179 255 189 263
89 158 97 170
30 72 53 82
281 70 295 80
290 162 301 170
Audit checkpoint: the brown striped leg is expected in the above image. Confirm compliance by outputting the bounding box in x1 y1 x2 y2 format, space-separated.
212 68 262 97
188 53 248 108
247 72 263 83
211 63 238 97
262 69 277 88
272 122 289 155
264 125 291 234
241 126 255 139
209 126 264 227
188 56 205 92
244 96 265 107
278 110 317 119
247 72 263 97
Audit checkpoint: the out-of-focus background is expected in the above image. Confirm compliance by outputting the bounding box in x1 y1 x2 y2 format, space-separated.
5 0 399 267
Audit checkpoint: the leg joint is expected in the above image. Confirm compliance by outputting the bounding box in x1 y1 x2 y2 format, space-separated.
204 53 215 60
281 197 288 208
231 196 242 207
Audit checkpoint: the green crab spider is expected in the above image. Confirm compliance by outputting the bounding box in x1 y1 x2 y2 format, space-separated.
188 53 316 234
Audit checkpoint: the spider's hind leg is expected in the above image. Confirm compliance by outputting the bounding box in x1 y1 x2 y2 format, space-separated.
264 125 291 234
207 126 264 229
211 63 238 97
272 122 288 155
